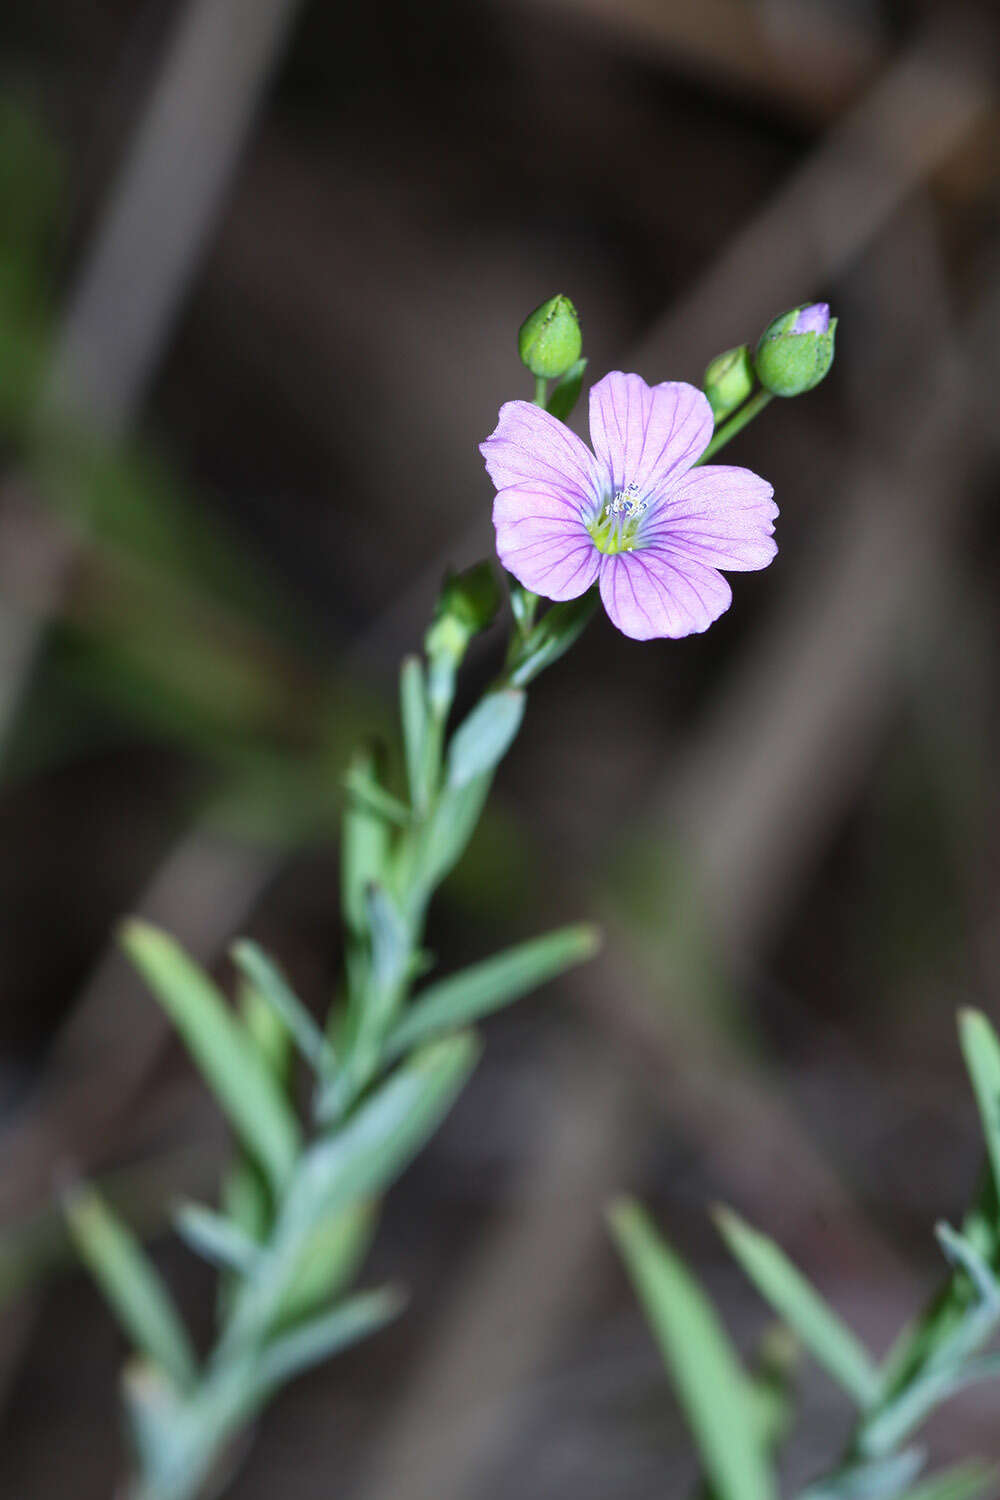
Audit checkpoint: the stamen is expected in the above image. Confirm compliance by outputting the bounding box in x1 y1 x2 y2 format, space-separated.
589 482 648 554
610 482 646 519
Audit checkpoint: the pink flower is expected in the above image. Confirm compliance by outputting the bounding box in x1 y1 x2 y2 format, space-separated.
480 371 778 640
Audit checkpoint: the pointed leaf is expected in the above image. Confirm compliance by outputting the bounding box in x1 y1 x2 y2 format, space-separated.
276 1201 378 1328
225 1036 477 1349
385 922 600 1059
238 973 292 1081
935 1222 1000 1314
417 771 492 893
231 940 331 1073
312 885 414 1122
342 747 391 937
367 883 411 1003
288 1034 478 1229
506 591 597 688
507 575 537 636
121 1362 186 1483
959 1010 1000 1203
173 1202 258 1275
64 1183 197 1391
610 1198 776 1500
715 1206 880 1408
446 689 525 789
258 1285 404 1392
400 655 429 810
860 1314 1000 1459
878 1175 999 1404
121 920 300 1193
343 765 410 826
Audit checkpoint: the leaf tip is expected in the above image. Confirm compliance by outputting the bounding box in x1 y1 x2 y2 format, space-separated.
576 923 603 959
606 1194 644 1245
710 1202 741 1238
118 916 167 962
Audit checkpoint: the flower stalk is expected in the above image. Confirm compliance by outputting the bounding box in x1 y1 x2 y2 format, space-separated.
698 387 774 463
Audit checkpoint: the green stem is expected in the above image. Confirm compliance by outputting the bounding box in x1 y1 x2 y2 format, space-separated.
533 375 548 407
698 388 773 463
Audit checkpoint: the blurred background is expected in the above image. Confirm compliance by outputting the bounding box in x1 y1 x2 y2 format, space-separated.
1 0 999 1494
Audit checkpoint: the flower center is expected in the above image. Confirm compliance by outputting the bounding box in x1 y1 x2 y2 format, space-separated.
588 482 647 554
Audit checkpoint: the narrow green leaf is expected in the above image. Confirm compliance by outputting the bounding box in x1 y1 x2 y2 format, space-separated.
446 689 526 789
220 1154 270 1245
878 1174 999 1407
802 1448 925 1500
343 765 411 826
959 1010 1000 1202
610 1198 776 1500
935 1223 1000 1313
385 922 601 1059
342 747 391 938
545 356 588 421
276 1201 377 1328
121 1362 183 1483
400 655 428 810
859 1285 1000 1459
714 1206 880 1408
507 575 536 636
418 771 492 894
898 1461 999 1500
173 1202 258 1276
506 591 598 688
231 940 331 1074
367 883 411 1002
121 920 300 1193
64 1183 197 1391
290 1034 478 1227
225 1036 477 1350
238 973 292 1082
313 884 412 1121
258 1285 404 1392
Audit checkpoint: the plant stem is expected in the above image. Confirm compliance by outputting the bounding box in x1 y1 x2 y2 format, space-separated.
698 388 773 463
533 375 548 407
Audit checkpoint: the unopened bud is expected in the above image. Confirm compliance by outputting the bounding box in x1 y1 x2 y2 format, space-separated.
517 294 582 380
703 344 754 421
755 302 836 397
425 561 502 663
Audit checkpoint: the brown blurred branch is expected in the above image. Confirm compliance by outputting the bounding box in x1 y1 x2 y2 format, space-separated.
0 0 305 1414
519 0 884 122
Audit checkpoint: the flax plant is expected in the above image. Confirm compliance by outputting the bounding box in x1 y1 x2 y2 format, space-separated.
613 1009 1000 1500
66 293 834 1499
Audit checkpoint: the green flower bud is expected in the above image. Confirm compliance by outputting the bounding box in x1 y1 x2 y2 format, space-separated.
438 561 502 633
517 295 582 380
754 302 837 397
425 561 502 662
702 344 755 421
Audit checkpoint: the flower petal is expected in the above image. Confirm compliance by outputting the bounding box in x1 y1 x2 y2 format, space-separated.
480 400 600 504
644 465 778 571
493 484 600 601
588 372 713 498
598 547 732 640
